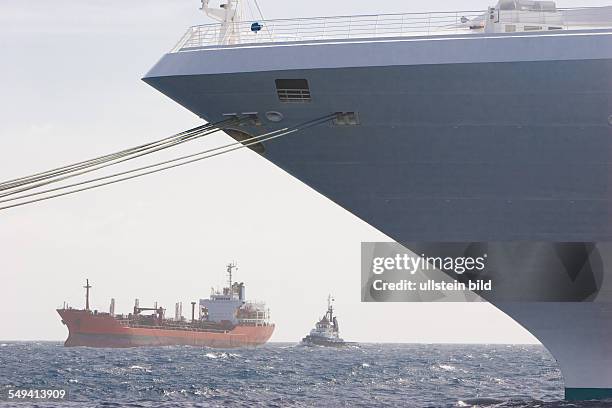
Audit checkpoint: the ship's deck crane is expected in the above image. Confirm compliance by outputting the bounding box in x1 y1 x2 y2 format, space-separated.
133 299 165 321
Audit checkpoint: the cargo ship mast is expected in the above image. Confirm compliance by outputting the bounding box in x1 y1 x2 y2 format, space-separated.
83 279 91 311
327 294 339 333
227 261 237 290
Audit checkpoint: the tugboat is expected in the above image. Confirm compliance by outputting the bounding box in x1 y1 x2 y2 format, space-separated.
301 295 346 347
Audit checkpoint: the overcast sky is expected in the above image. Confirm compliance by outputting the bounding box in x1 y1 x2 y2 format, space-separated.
1 0 606 344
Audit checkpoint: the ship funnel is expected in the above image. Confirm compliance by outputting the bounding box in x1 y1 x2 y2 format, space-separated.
110 298 115 317
239 283 245 301
174 302 183 321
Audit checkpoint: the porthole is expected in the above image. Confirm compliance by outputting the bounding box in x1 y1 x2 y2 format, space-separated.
265 111 284 123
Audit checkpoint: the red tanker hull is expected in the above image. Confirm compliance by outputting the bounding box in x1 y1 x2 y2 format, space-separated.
57 309 275 348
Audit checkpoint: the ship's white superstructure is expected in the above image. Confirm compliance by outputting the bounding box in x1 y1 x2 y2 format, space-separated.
199 263 270 326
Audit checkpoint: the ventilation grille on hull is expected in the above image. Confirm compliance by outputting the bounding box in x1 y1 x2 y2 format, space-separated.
275 79 311 103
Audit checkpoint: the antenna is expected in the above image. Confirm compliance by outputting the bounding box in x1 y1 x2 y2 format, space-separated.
83 279 92 311
200 0 242 45
327 294 335 321
227 261 238 292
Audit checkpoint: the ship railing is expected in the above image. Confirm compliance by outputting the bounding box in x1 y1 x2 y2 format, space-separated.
238 318 269 326
170 6 612 52
172 10 483 51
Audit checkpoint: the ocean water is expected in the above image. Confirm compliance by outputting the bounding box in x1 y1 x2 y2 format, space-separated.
0 342 610 408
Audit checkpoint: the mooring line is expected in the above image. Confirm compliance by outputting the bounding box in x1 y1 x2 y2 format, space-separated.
0 117 240 193
0 114 336 211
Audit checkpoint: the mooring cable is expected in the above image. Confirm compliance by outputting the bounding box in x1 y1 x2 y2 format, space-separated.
0 118 239 192
0 125 291 205
0 126 211 194
0 114 335 206
0 114 336 211
0 124 211 190
0 118 242 199
0 119 238 192
0 123 217 191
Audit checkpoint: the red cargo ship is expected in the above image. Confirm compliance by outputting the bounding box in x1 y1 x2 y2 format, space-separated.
57 263 274 348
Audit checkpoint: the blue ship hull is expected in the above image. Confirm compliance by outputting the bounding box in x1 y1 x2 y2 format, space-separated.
144 29 612 398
